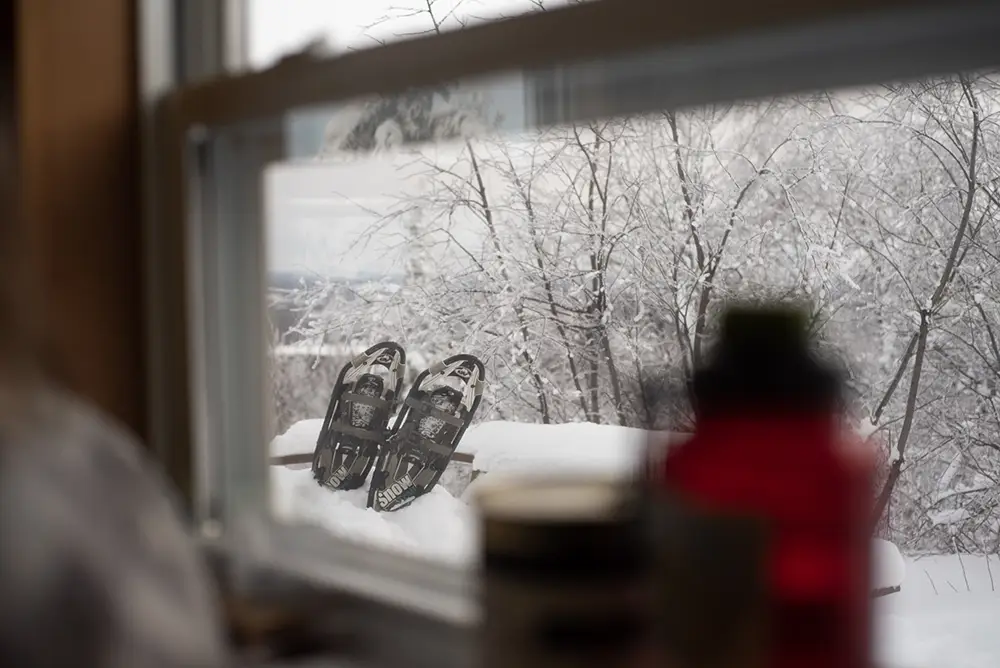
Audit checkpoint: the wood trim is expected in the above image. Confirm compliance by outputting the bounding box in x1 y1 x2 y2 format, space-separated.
150 96 195 501
15 0 145 437
1 3 26 353
170 0 998 128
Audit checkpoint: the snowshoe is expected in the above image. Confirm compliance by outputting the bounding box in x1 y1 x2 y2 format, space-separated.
367 354 485 512
312 342 406 491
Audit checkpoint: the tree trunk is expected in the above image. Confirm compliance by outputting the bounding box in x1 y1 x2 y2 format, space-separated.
467 142 552 423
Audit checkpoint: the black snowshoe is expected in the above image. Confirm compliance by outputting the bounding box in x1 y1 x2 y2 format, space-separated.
312 342 406 491
367 354 485 512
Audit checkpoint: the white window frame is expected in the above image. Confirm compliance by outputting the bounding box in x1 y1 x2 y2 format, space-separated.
143 0 1000 662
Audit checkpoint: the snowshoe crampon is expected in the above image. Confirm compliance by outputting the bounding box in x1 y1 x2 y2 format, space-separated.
312 342 406 491
368 354 485 512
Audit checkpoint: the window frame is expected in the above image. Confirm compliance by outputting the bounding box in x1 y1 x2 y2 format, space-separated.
147 0 1000 640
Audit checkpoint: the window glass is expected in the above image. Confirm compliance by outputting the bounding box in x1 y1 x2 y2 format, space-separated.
260 66 1000 665
246 0 579 70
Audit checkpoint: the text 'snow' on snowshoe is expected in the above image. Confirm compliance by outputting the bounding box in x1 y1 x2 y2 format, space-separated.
312 342 406 492
367 354 485 512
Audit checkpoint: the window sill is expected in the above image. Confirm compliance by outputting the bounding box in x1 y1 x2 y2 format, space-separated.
202 521 477 668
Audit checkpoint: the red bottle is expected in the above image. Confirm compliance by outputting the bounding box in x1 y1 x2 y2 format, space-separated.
655 306 874 668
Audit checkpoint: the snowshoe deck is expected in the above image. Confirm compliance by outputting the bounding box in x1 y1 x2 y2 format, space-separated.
312 342 405 491
368 354 485 512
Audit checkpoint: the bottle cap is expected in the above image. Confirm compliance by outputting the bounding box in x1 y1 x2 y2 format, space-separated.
691 303 841 416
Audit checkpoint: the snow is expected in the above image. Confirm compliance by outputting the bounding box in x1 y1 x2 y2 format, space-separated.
271 466 477 565
875 553 1000 668
269 419 1000 667
269 418 478 564
874 538 906 591
270 418 325 457
929 508 972 527
272 342 361 357
455 420 653 475
856 416 880 440
268 420 654 563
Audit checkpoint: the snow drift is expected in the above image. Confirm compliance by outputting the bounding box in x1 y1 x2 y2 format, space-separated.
269 418 907 592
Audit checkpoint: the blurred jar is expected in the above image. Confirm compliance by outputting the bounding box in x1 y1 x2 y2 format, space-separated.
476 476 656 668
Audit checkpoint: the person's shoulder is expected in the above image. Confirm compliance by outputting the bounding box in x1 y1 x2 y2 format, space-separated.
38 387 147 464
11 387 177 500
0 386 230 668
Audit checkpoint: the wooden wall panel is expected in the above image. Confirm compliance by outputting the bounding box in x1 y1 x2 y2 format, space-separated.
15 0 146 437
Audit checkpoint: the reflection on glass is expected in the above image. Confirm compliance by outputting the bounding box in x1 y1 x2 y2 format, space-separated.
261 32 1000 664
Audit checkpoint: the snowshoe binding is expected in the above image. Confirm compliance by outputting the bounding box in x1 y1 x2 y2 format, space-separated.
312 342 406 491
367 354 485 512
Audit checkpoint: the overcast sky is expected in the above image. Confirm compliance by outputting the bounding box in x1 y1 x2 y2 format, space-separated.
251 0 556 279
247 0 555 69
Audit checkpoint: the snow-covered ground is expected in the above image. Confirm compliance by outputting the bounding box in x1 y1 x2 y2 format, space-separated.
268 419 659 563
270 419 1000 668
271 465 477 564
875 553 1000 668
454 419 654 469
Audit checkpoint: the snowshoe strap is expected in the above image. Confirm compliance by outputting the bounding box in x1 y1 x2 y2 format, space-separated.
390 422 455 461
403 396 465 426
341 392 393 409
395 424 455 458
413 437 454 458
333 423 386 444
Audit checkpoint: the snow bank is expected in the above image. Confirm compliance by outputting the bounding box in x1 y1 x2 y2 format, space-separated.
268 418 478 563
456 420 652 475
270 419 913 588
267 419 653 565
875 553 1000 668
270 418 325 457
270 466 476 565
874 538 906 591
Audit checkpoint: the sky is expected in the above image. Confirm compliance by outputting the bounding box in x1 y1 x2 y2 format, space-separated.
247 0 553 69
263 142 507 281
264 157 416 281
251 0 553 279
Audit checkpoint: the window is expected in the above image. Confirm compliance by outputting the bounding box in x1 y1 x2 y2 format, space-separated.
154 0 1000 665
